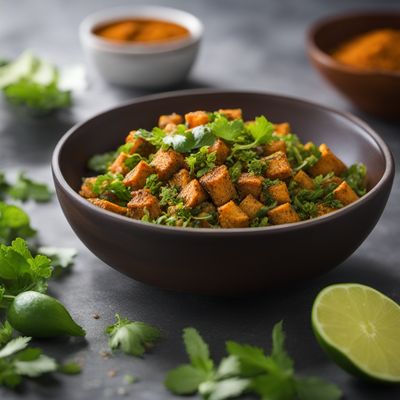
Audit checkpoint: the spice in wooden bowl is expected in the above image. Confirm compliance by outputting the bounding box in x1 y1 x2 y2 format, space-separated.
332 29 400 72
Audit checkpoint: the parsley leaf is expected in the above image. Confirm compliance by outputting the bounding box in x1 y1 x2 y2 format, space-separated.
0 238 52 297
87 151 115 173
37 246 77 277
7 172 52 202
210 116 244 142
183 327 214 373
185 147 217 178
136 127 166 148
105 314 161 357
0 202 36 245
233 116 274 151
92 173 131 205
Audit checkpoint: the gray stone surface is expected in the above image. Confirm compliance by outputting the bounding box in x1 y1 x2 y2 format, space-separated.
0 0 399 398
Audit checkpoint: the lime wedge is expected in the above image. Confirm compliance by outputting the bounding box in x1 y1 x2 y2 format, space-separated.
312 283 400 383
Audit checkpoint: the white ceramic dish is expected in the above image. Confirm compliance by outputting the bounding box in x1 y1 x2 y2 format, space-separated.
79 6 203 88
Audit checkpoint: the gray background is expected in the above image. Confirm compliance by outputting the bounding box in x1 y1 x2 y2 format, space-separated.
1 0 399 399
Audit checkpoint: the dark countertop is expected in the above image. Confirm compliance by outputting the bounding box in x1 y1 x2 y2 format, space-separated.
1 0 399 399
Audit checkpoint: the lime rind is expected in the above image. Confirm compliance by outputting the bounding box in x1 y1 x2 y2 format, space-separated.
312 283 400 384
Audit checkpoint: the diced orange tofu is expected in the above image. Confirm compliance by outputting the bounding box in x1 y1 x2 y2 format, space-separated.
169 169 191 190
208 139 230 165
293 170 315 190
150 149 184 180
200 165 237 206
264 140 286 156
274 122 290 136
125 131 156 156
108 152 129 175
239 194 264 219
267 182 291 204
333 181 359 206
158 113 183 129
164 123 177 133
316 204 337 216
303 142 314 151
88 198 127 215
236 173 263 199
79 177 97 199
218 108 242 120
123 161 154 189
218 200 249 228
179 179 207 208
127 189 161 220
264 151 292 180
309 144 347 177
267 203 300 225
185 111 209 128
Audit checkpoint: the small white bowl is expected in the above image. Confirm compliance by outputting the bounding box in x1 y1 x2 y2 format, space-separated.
79 6 203 88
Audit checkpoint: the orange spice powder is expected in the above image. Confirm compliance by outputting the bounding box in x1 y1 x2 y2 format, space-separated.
332 29 400 72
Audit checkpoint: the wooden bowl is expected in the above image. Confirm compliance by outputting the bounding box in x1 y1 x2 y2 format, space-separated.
307 11 400 118
52 90 394 295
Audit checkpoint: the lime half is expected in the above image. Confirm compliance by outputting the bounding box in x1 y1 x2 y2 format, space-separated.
312 283 400 383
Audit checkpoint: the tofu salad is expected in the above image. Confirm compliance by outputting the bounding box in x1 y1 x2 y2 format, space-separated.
80 109 367 228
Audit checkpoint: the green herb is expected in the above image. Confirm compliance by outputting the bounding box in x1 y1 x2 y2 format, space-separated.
87 152 115 173
226 149 257 167
58 362 82 375
7 172 52 202
282 135 321 170
159 186 179 207
136 128 166 148
0 238 52 299
124 374 139 384
343 163 367 196
0 202 36 245
0 51 71 114
106 314 161 357
0 173 10 200
186 147 217 178
248 158 267 176
233 116 274 151
0 337 58 388
210 116 244 142
153 203 196 227
144 174 163 196
0 321 13 346
92 173 131 204
229 161 242 183
124 153 142 170
37 246 77 277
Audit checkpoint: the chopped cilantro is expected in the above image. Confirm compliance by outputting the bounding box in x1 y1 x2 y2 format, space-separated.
343 163 367 196
7 172 52 203
144 174 163 196
87 152 115 173
186 147 217 178
228 161 242 183
92 173 131 204
37 246 77 277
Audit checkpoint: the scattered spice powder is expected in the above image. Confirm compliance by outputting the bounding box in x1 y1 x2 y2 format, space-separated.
332 29 400 72
94 19 189 44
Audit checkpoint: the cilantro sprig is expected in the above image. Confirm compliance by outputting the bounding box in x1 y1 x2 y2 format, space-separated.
165 322 342 400
233 116 274 151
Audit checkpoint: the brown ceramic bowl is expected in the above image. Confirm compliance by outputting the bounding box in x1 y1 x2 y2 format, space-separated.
307 11 400 118
52 90 394 295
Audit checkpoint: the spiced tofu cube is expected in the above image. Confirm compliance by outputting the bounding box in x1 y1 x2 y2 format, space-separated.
316 204 337 216
208 138 230 165
218 108 242 120
267 182 291 204
158 113 183 129
293 170 315 190
309 144 347 177
88 198 127 215
218 200 249 228
169 169 191 190
333 181 359 206
123 161 154 189
239 194 264 219
264 140 286 156
151 149 184 180
127 189 161 220
200 165 237 206
274 122 290 136
79 177 97 199
108 152 129 175
185 111 209 128
267 203 300 225
264 151 292 180
236 173 263 199
125 131 156 157
179 179 207 208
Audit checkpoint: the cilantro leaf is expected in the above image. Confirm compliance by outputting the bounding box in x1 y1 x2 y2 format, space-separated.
163 131 196 153
87 151 115 173
295 377 342 400
0 173 10 201
343 163 367 196
185 147 217 178
14 353 57 377
183 327 214 373
0 322 13 347
233 116 274 151
165 364 209 395
136 127 166 148
199 378 250 400
0 337 31 359
7 172 52 202
92 173 131 205
210 116 244 142
58 362 82 375
37 246 77 277
271 321 293 373
0 202 36 245
105 314 161 357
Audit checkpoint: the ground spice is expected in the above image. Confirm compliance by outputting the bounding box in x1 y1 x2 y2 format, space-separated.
332 29 400 72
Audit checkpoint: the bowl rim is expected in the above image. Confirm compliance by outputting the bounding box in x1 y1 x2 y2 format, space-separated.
307 9 400 78
52 88 394 236
79 5 203 55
